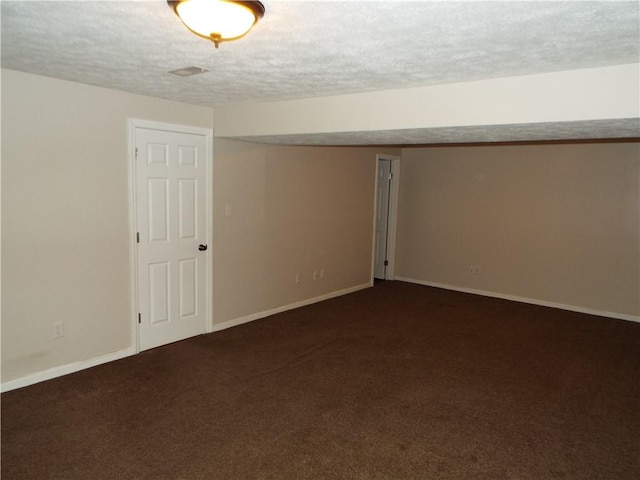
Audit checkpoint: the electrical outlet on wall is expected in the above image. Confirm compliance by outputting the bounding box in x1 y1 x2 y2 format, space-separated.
313 270 319 280
469 265 481 275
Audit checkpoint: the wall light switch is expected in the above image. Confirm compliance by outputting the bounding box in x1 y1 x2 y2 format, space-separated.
53 321 64 338
225 204 232 217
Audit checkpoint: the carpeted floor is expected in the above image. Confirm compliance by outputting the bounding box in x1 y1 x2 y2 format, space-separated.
2 281 639 479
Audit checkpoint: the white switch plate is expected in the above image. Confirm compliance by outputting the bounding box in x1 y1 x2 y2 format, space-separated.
53 321 64 338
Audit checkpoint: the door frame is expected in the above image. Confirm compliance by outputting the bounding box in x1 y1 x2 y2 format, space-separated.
128 119 214 353
371 154 401 282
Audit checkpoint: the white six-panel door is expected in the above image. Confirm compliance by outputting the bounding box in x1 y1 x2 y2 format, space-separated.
374 159 392 279
134 126 208 351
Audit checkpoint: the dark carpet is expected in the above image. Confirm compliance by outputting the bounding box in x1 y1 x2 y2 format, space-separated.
2 281 639 479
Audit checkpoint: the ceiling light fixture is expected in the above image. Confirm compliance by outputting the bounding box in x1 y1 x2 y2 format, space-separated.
168 0 265 48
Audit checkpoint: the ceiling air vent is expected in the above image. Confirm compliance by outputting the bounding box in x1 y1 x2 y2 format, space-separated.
168 66 209 77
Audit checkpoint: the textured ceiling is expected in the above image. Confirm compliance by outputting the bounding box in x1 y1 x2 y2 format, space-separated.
2 0 639 145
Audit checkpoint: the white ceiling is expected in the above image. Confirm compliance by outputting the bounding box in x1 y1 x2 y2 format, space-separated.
2 0 639 145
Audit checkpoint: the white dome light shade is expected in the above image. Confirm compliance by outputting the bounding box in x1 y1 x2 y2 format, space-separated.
170 0 265 47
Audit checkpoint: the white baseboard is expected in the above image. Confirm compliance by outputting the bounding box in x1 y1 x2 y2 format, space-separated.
395 277 640 323
11 278 630 392
1 284 372 393
1 347 136 393
211 283 372 333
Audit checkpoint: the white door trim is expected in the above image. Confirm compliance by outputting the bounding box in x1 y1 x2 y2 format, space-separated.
128 119 213 353
371 154 401 282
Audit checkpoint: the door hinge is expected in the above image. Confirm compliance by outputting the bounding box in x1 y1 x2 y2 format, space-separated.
388 172 393 180
135 147 139 160
136 232 140 243
384 260 389 266
138 313 141 324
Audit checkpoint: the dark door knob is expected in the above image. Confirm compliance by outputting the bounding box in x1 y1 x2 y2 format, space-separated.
198 244 208 251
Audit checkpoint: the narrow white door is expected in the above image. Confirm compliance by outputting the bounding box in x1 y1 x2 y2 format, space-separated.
135 127 208 351
374 159 392 279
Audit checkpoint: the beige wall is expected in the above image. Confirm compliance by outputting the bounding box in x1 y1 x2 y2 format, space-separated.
396 143 640 318
4 68 636 388
212 140 392 324
1 70 214 383
2 70 392 386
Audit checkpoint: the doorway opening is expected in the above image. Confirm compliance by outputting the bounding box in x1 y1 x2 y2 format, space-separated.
372 154 400 282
